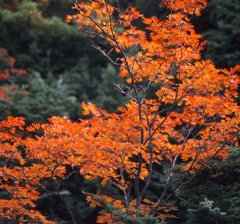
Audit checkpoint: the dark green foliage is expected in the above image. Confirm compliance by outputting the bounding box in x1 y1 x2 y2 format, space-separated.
174 147 240 223
186 196 240 224
0 0 127 122
93 64 128 112
0 72 79 123
193 0 240 68
187 207 240 224
0 0 82 76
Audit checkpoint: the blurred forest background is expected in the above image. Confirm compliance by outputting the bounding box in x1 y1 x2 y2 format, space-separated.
0 0 239 223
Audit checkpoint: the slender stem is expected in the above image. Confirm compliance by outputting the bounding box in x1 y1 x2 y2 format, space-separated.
54 182 77 224
139 112 153 199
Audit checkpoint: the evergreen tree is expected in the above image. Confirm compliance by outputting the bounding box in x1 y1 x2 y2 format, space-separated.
174 146 240 223
0 0 127 121
193 0 240 68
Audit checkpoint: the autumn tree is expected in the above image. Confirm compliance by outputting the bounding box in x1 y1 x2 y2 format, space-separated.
0 0 240 223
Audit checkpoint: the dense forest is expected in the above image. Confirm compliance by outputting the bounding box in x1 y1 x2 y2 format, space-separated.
0 0 239 223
